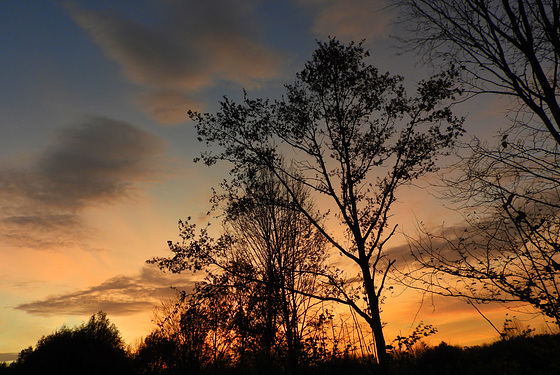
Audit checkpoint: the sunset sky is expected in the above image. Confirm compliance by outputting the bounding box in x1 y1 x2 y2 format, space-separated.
0 0 550 361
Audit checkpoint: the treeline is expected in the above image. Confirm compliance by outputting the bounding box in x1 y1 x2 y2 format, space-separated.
2 311 559 375
0 307 379 375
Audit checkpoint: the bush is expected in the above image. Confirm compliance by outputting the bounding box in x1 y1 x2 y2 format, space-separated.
388 333 560 375
11 312 132 375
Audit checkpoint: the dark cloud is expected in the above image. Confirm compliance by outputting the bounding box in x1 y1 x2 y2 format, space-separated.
15 265 195 317
0 117 166 249
387 241 413 262
67 0 283 124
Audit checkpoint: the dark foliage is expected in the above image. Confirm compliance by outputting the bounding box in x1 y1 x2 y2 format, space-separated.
149 167 328 374
389 334 560 375
7 312 132 375
156 38 463 370
2 317 559 375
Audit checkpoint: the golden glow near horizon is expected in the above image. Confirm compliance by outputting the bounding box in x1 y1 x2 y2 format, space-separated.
0 0 554 360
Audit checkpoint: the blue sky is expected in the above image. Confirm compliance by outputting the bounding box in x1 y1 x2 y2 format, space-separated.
0 0 539 360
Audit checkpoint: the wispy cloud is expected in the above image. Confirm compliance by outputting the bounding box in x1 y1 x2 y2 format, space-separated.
15 265 194 317
66 0 283 124
295 0 393 42
0 117 166 249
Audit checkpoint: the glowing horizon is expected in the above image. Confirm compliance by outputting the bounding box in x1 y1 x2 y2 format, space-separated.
0 0 552 361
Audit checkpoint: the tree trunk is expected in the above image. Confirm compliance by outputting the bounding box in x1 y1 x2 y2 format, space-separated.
361 258 388 373
369 296 388 374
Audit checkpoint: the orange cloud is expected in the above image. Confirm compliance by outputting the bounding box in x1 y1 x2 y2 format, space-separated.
137 90 203 125
15 264 195 317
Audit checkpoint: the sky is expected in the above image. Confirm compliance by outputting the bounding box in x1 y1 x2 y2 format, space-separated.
0 0 551 360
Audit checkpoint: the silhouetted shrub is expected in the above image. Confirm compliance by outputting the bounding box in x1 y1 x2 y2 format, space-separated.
388 333 560 375
11 312 132 375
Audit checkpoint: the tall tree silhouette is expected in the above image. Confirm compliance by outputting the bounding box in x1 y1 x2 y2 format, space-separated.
151 167 327 373
405 128 560 327
400 0 560 144
220 167 326 371
154 38 463 369
399 0 560 327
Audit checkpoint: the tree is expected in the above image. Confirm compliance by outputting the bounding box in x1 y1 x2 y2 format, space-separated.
405 129 560 327
398 0 560 326
162 38 463 369
221 167 327 371
12 312 131 375
135 289 231 375
151 167 327 374
399 0 560 145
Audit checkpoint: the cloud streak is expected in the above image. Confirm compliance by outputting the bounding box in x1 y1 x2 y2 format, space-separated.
67 0 283 124
296 0 393 42
0 117 165 249
15 265 195 316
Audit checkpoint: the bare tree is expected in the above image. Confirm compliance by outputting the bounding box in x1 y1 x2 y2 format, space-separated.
405 130 560 327
150 167 327 373
398 0 560 326
137 288 236 374
194 167 328 371
222 168 326 371
400 0 560 144
179 38 464 369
